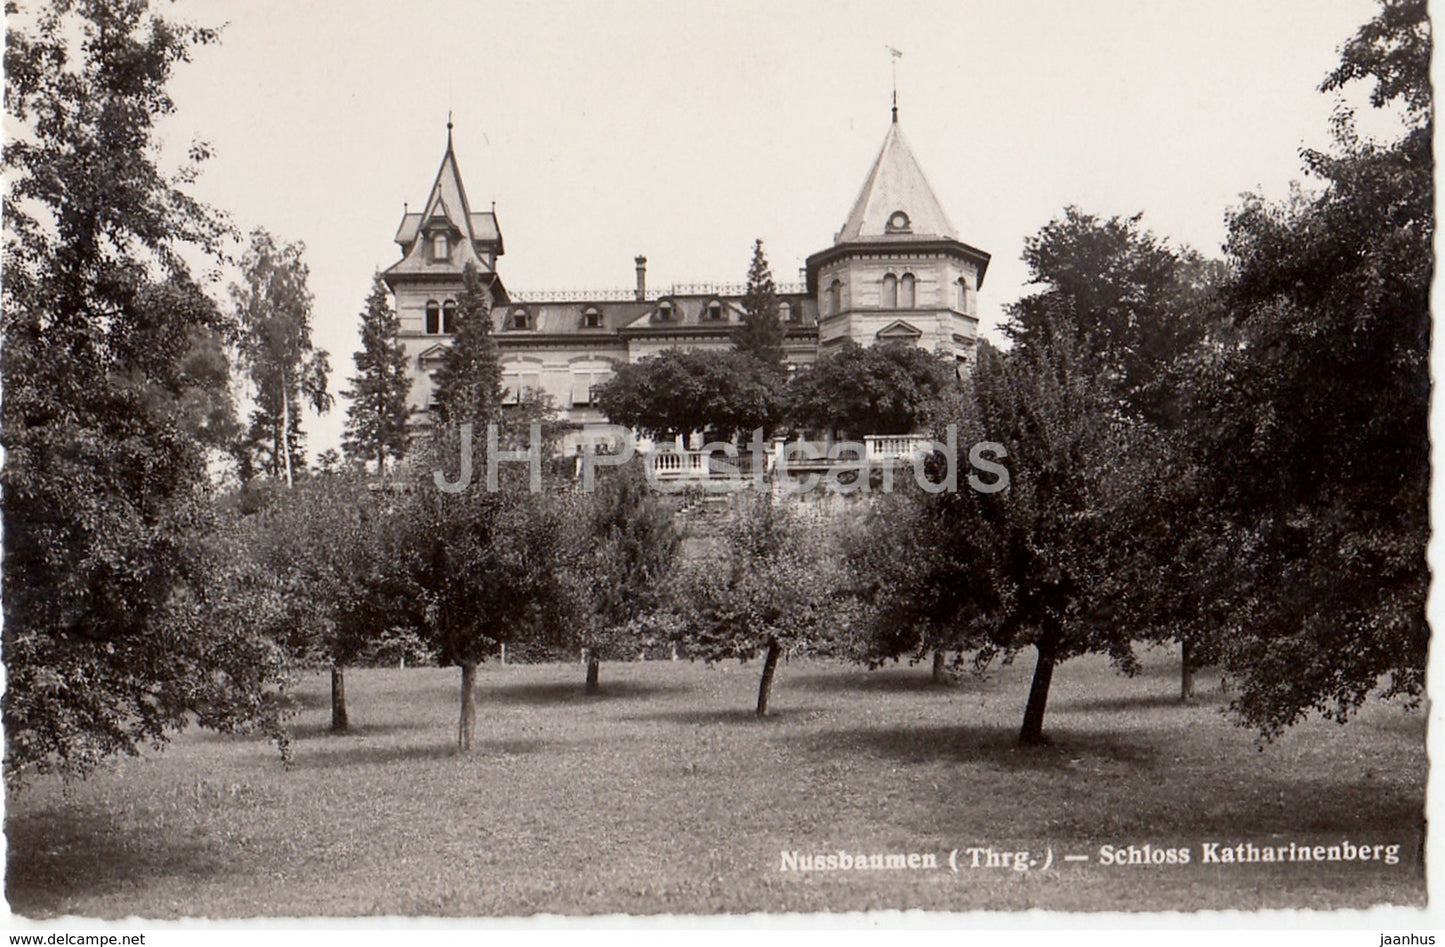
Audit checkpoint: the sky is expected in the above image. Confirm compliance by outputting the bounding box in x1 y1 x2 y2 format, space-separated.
151 0 1385 460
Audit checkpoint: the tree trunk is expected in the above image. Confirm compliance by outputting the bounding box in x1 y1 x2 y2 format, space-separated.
756 638 782 717
1180 638 1195 702
585 654 601 695
1019 621 1061 746
458 661 477 752
280 386 294 488
330 664 348 732
932 649 947 683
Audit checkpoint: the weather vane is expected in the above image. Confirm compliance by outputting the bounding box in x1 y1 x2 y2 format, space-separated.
886 46 903 121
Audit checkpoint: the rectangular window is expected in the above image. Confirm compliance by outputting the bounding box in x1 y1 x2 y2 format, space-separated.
571 367 609 405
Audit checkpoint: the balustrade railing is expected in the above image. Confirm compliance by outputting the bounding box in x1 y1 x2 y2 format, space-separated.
510 282 807 304
645 436 933 481
863 434 931 460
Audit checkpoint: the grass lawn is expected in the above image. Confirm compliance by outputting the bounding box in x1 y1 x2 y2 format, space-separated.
5 646 1427 917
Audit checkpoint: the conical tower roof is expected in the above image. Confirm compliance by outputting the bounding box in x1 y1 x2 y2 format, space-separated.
385 121 505 285
834 117 956 244
420 123 476 242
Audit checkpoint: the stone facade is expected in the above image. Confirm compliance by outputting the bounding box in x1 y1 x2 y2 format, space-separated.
381 113 989 442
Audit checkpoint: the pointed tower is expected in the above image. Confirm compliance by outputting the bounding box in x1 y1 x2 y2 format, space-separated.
384 123 507 413
805 110 989 362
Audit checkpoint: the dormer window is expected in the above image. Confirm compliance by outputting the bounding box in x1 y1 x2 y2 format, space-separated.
705 300 724 321
582 306 603 329
886 210 911 233
510 307 531 330
656 300 675 321
425 300 441 334
431 232 449 261
443 300 457 334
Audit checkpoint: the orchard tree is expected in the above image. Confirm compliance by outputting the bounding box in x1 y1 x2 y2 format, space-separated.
2 0 290 782
678 493 841 716
247 472 412 731
566 460 682 694
1179 0 1430 735
401 465 571 750
786 341 958 437
233 228 333 487
844 480 996 683
342 272 411 474
733 238 786 367
907 337 1168 744
1001 207 1226 694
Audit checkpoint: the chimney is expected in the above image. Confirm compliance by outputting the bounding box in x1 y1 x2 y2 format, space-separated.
634 255 647 301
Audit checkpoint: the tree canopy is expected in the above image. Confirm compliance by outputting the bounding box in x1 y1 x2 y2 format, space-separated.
232 228 332 486
2 0 287 783
1177 0 1430 735
593 347 785 441
564 460 682 693
676 493 843 716
397 468 572 750
786 341 959 437
1003 207 1216 424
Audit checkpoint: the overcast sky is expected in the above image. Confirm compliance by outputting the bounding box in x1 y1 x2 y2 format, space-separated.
156 0 1382 459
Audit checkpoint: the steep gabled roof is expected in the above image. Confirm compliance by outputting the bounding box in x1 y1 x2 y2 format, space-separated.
835 117 956 244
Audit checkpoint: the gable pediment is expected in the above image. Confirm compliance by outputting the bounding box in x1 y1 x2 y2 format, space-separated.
875 319 922 341
417 342 452 364
423 195 459 231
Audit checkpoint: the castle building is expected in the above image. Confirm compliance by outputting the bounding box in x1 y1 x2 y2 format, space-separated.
382 108 989 443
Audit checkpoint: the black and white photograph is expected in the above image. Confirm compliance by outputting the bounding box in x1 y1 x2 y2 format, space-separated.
0 0 1434 937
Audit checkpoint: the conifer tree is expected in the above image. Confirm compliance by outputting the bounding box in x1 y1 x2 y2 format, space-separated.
733 239 787 368
342 273 412 474
431 263 503 425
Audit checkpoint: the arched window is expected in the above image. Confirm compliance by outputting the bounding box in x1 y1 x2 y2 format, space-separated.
442 300 457 334
956 277 971 313
899 273 916 309
510 307 530 330
882 273 898 309
706 300 724 321
826 280 841 316
425 300 440 334
656 300 675 321
582 306 602 329
431 233 449 261
778 301 792 322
